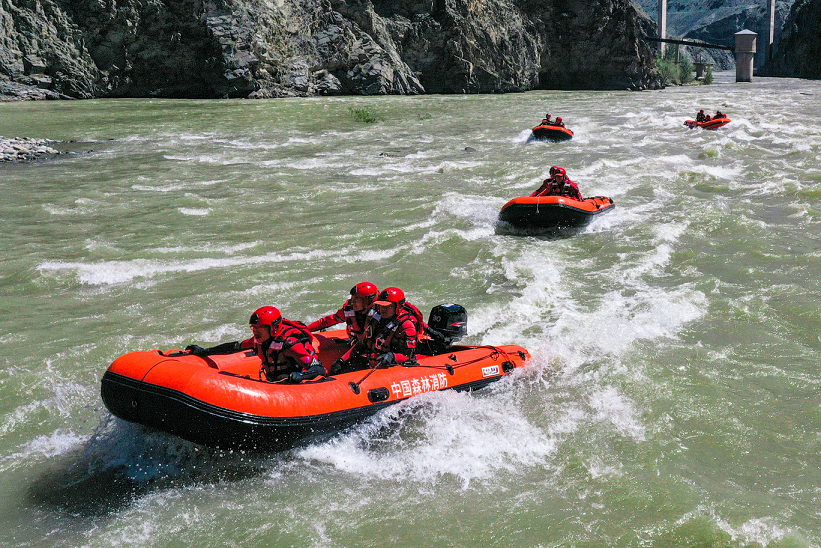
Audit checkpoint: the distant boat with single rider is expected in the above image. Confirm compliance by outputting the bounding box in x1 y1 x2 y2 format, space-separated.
498 195 614 231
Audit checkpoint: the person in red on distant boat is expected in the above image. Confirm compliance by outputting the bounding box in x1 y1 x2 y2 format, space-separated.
307 282 379 346
554 116 565 127
185 306 326 383
530 166 583 201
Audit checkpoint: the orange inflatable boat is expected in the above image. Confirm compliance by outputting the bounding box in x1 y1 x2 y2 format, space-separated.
684 116 731 130
101 329 530 451
499 195 614 230
529 124 574 142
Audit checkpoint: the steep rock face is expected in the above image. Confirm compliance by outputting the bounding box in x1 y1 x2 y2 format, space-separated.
0 0 98 98
764 0 821 78
521 0 661 90
0 0 663 99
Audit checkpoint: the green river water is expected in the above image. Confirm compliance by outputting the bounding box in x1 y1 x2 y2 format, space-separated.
1 73 819 547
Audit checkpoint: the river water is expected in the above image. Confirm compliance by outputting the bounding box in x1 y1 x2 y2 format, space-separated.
1 72 819 547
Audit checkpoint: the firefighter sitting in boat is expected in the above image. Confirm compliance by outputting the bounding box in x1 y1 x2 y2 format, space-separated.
696 109 706 123
540 113 552 125
185 306 326 383
306 282 378 346
530 166 583 201
333 287 423 372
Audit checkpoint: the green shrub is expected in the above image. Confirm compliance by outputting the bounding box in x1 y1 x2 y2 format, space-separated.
657 56 680 85
702 66 714 85
349 106 378 123
679 57 695 84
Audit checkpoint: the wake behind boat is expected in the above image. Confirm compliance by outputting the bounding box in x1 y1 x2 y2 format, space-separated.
499 195 614 231
101 317 530 451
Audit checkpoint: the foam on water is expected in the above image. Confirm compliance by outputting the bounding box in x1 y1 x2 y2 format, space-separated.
512 129 534 143
296 380 557 489
177 207 211 216
0 430 84 474
131 179 223 192
36 246 356 286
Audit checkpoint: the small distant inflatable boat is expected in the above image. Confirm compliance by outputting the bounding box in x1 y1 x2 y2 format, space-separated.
684 117 731 130
529 124 574 142
101 325 530 451
499 195 614 230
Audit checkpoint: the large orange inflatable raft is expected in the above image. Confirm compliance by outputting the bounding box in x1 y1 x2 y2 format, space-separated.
499 195 614 230
101 329 530 451
529 124 574 142
684 116 731 130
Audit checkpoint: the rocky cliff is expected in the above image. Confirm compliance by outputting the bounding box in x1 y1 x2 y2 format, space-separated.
0 0 664 100
764 0 821 78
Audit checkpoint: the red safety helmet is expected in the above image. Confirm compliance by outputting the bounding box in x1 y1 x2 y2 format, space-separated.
249 306 281 329
373 287 406 307
350 282 379 302
549 165 559 176
553 167 567 178
556 117 562 122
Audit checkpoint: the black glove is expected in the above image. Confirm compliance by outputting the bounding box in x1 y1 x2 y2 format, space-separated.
185 344 207 356
330 358 346 375
376 352 395 367
427 328 447 344
289 363 326 383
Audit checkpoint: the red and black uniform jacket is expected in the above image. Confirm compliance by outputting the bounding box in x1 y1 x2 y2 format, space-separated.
362 304 422 365
530 177 583 201
241 319 324 380
306 299 370 343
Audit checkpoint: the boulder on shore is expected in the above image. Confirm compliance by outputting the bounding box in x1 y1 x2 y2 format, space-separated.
0 136 61 162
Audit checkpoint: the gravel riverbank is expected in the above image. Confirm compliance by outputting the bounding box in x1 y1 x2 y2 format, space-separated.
1 136 60 162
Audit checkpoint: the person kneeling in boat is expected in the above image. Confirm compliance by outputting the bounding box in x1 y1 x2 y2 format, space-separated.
696 109 706 123
333 287 422 371
306 282 379 348
540 113 552 125
530 166 583 201
185 306 327 383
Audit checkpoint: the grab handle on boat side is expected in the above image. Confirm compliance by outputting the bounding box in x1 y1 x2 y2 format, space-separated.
158 349 187 357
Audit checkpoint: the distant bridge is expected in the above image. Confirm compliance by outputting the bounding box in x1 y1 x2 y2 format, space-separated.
644 37 734 52
655 0 776 61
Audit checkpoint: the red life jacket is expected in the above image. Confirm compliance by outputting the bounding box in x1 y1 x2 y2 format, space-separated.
262 319 318 375
308 299 370 342
341 300 370 341
366 305 420 357
400 302 426 333
535 178 582 200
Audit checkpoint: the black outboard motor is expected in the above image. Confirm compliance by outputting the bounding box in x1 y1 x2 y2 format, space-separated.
425 304 467 353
